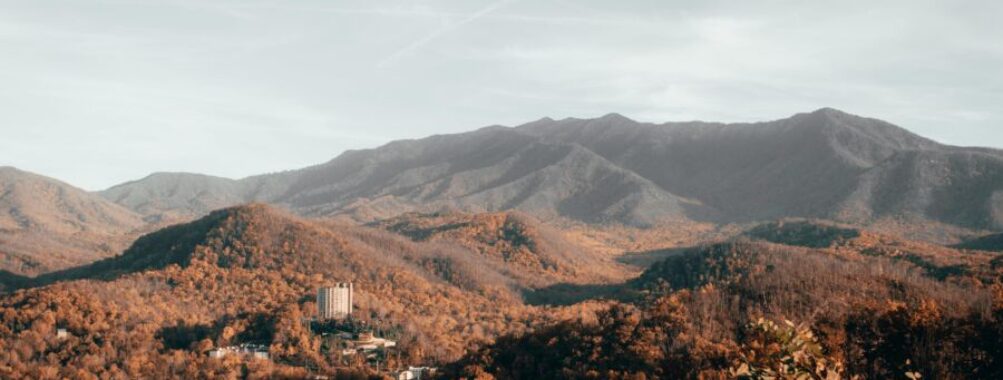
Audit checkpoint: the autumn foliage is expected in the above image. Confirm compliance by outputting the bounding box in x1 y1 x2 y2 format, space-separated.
2 207 1002 378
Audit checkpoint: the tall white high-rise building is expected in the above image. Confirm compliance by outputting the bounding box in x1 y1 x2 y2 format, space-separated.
317 283 353 320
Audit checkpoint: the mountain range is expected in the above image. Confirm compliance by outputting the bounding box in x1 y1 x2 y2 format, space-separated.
98 108 1003 231
3 108 1003 378
4 108 1003 276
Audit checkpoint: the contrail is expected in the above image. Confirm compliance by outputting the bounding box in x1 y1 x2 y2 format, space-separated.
377 0 518 68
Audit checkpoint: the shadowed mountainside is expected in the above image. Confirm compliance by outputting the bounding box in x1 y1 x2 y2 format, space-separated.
744 220 862 248
956 233 1003 252
99 109 1003 232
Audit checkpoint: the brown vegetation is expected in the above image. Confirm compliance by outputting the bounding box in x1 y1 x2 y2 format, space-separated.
372 211 632 286
0 167 147 276
444 237 1003 379
0 204 629 378
2 205 1002 378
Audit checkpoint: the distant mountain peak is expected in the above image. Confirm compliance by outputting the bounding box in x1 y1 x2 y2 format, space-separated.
810 107 854 117
828 109 935 148
596 112 635 123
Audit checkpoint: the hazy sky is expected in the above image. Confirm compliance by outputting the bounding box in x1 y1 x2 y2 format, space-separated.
2 0 1001 190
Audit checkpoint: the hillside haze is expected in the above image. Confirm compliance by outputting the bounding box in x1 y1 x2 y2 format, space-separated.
0 167 144 275
99 108 1003 233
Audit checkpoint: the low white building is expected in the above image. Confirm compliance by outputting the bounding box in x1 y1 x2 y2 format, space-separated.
393 370 415 380
408 366 436 379
392 366 435 380
339 331 397 356
207 344 270 360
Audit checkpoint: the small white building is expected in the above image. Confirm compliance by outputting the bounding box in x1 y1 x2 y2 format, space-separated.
408 366 436 379
251 351 269 360
392 367 435 380
394 370 416 380
339 331 398 356
56 329 69 340
208 344 270 360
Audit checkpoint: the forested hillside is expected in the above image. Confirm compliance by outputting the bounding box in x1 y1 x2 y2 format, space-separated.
445 238 1003 379
2 204 1002 378
0 205 625 378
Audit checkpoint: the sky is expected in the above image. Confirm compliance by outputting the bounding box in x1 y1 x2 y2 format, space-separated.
1 0 1001 190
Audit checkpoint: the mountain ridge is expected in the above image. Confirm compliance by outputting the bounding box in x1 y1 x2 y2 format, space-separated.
89 108 1003 232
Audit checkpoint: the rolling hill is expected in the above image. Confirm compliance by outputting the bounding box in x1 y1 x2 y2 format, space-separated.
370 211 630 287
0 167 145 275
444 230 1003 379
0 203 637 378
2 193 1000 378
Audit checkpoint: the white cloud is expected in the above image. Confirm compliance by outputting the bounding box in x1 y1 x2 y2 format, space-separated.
376 0 518 68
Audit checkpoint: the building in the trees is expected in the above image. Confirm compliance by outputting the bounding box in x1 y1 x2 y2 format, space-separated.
207 344 270 360
354 331 396 351
335 331 398 358
317 283 353 320
392 366 436 380
393 369 416 380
